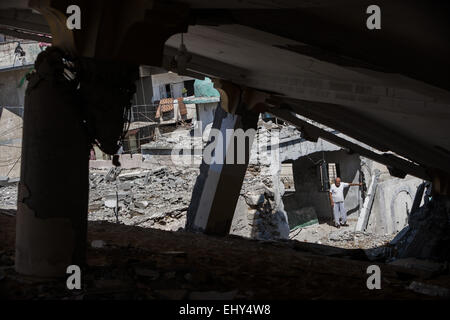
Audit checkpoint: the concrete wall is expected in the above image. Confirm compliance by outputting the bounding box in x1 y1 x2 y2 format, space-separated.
133 76 153 106
0 41 41 69
151 72 194 101
284 150 361 220
0 64 31 179
364 157 424 235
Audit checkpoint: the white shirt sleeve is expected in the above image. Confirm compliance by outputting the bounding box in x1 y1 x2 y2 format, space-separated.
343 182 350 188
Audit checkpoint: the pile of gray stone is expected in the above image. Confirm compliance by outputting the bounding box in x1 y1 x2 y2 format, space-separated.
88 166 199 230
0 177 18 210
327 230 393 247
391 194 450 262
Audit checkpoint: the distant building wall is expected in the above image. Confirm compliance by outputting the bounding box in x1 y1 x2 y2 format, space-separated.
364 158 423 235
284 150 361 220
0 65 29 179
133 76 153 107
151 72 194 101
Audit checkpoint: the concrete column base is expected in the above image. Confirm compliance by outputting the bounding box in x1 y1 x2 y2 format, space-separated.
15 48 89 277
187 106 259 235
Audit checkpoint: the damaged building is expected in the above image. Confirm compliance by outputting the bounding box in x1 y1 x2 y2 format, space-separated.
0 0 449 302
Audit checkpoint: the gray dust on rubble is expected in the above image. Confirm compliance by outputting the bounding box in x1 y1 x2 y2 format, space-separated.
0 165 398 252
0 184 17 210
88 166 199 231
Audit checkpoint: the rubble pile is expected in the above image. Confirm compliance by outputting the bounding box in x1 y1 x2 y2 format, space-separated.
392 194 450 261
327 230 394 249
289 216 396 250
87 166 199 230
0 162 289 240
2 119 440 253
0 167 441 256
0 184 17 210
225 120 293 240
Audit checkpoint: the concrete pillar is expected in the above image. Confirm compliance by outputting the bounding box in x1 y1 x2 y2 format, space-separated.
15 48 90 277
187 105 259 235
355 169 380 232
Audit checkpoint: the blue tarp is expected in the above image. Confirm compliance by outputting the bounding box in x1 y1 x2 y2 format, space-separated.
193 77 220 97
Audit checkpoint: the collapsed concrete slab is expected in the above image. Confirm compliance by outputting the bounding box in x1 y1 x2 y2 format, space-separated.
391 194 450 262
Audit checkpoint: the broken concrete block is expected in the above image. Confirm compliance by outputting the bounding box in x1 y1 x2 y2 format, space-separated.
245 194 265 206
88 203 102 212
134 200 149 209
105 192 129 201
118 171 146 181
144 172 151 184
264 186 275 199
129 210 145 217
120 182 132 191
247 208 257 221
104 199 117 208
328 231 353 242
329 232 342 242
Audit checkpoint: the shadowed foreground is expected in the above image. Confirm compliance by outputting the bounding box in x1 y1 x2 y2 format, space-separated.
0 211 448 300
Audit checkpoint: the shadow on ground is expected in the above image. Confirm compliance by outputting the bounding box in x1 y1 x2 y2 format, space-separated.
0 211 447 300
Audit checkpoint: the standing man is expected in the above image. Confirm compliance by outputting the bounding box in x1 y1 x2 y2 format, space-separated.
329 177 362 228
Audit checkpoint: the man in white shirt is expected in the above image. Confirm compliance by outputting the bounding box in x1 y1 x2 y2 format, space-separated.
329 177 362 228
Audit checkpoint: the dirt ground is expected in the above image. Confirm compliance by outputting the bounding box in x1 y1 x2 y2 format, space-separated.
290 215 396 249
0 211 449 300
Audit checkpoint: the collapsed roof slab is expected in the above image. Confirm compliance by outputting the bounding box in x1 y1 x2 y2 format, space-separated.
163 22 450 176
2 2 449 177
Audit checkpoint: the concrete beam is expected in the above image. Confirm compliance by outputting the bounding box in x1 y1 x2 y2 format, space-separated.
26 1 190 66
0 8 50 34
273 99 450 176
0 27 51 42
163 46 247 83
186 105 259 235
355 169 380 232
269 108 429 181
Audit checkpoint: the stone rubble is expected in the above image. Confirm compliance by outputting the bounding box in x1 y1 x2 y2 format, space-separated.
0 184 16 210
0 119 413 252
88 165 198 231
0 169 437 262
289 215 396 250
391 194 450 262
